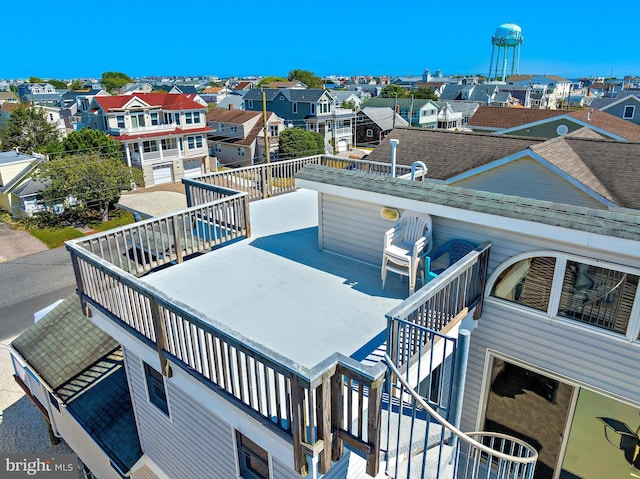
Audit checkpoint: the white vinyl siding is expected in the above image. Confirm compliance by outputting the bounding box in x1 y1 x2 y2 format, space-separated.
453 158 606 209
125 350 238 479
320 193 394 266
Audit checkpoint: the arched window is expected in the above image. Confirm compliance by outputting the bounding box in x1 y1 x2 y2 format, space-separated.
488 252 640 339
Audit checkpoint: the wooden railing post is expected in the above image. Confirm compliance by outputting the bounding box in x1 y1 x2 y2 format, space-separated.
69 254 91 318
330 371 344 462
366 376 384 477
290 375 309 476
149 297 172 377
473 246 491 320
317 371 333 474
243 195 251 239
171 216 184 264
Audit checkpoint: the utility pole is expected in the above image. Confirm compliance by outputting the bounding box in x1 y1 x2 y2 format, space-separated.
408 94 414 128
392 93 398 129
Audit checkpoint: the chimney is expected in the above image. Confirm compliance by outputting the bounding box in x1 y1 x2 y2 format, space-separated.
390 139 399 178
587 108 593 121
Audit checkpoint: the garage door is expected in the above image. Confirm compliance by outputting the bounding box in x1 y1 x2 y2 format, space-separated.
183 159 202 179
337 139 348 152
152 164 173 185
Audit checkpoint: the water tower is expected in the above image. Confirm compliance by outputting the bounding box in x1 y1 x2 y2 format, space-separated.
488 22 523 81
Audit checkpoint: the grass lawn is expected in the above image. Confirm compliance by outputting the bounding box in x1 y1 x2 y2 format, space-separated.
89 210 136 232
28 226 85 249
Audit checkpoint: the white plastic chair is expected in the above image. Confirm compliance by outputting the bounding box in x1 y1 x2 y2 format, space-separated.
381 213 433 294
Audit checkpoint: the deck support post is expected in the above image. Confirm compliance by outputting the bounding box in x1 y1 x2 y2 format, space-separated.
70 254 91 318
171 216 183 264
290 375 309 476
149 297 172 377
317 371 333 474
366 376 383 477
330 371 344 462
448 329 470 447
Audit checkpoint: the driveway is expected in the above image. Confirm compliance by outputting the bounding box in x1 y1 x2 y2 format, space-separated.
0 223 48 262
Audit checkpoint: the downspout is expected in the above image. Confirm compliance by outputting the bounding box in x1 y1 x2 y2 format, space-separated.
390 138 399 178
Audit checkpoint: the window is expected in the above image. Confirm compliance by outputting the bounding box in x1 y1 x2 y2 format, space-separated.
311 103 315 114
193 111 200 124
269 125 278 137
218 123 224 132
174 112 181 125
214 143 222 153
236 432 270 479
116 115 125 128
490 253 640 337
144 363 169 416
185 112 193 124
163 112 173 124
248 100 253 108
623 105 635 119
326 121 332 131
150 112 159 125
187 136 203 150
292 102 298 114
130 113 145 128
230 125 238 134
161 138 177 150
237 147 245 157
366 129 373 138
142 140 158 153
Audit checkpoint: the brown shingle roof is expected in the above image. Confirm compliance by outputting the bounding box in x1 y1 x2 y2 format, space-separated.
566 109 640 142
468 106 564 129
206 109 262 124
365 128 545 179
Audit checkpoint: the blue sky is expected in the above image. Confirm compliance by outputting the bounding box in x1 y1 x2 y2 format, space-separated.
4 1 639 81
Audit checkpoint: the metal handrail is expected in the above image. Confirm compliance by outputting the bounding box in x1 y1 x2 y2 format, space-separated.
384 354 538 466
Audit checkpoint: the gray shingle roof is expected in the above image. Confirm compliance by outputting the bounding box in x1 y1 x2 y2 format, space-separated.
12 295 119 389
365 128 544 178
295 165 640 241
361 107 408 130
243 88 329 102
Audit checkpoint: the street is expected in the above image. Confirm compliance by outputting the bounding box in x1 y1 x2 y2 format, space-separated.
0 247 76 341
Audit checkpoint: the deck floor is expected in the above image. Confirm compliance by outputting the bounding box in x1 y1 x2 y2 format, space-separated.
142 189 408 370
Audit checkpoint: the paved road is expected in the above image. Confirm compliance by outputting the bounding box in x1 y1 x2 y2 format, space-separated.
0 247 76 341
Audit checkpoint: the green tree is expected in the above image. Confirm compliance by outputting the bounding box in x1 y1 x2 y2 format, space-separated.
413 87 438 101
36 152 136 222
287 69 323 88
341 100 358 110
101 72 132 93
0 105 60 154
47 79 68 90
28 76 44 83
56 129 122 157
278 127 325 159
69 80 84 91
380 84 410 98
256 76 287 88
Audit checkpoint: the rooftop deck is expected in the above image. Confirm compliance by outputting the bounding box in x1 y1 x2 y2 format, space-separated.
142 188 407 369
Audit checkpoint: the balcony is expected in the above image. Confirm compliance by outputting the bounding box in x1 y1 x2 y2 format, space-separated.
333 127 352 138
65 158 536 478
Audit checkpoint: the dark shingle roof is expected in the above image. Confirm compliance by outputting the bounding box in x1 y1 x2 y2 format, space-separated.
365 128 544 179
12 295 119 389
295 165 640 241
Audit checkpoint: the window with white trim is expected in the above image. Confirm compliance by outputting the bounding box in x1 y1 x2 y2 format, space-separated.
366 129 373 138
623 105 635 119
185 112 193 124
186 135 203 150
237 147 245 157
150 112 159 125
130 112 145 128
142 140 158 153
116 115 125 128
489 253 640 339
230 125 238 134
193 111 200 124
236 432 270 479
214 143 222 153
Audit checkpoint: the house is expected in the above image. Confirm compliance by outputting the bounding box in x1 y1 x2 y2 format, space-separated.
0 150 48 216
232 80 254 92
10 295 145 479
120 83 153 95
38 127 640 479
169 85 207 106
505 75 573 109
355 107 408 146
206 109 284 166
589 93 640 126
0 91 19 106
435 101 479 127
59 87 110 130
200 86 228 105
84 93 212 186
217 91 247 111
467 105 640 140
331 91 362 110
436 103 463 130
243 88 355 153
265 81 307 89
361 97 438 128
17 83 64 106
